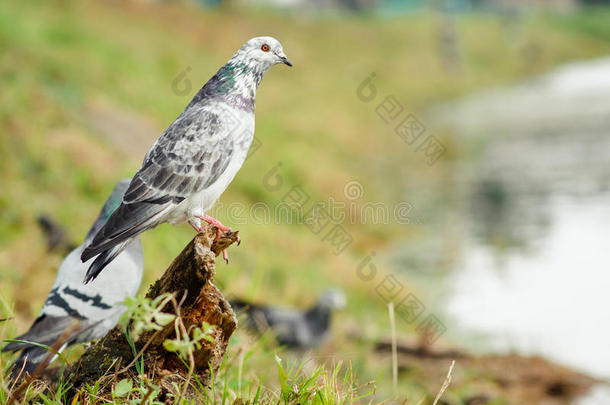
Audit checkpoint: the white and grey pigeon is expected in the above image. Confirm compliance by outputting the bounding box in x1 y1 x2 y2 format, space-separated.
81 36 292 283
230 289 346 349
3 179 143 378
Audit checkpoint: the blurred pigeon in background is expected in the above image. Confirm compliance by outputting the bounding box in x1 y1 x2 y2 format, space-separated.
3 179 143 379
231 288 346 349
81 36 292 282
37 215 77 255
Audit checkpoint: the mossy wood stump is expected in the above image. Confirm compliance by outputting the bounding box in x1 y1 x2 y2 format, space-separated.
66 227 239 398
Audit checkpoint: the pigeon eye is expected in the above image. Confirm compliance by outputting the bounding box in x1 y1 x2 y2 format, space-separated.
261 44 270 52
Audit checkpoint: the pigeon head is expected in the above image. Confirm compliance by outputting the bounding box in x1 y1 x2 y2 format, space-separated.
317 288 347 310
193 36 291 111
235 36 293 69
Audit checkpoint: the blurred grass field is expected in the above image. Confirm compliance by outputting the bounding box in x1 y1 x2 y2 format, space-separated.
1 0 610 402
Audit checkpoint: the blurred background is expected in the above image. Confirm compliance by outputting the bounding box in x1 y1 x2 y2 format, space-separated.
1 0 610 403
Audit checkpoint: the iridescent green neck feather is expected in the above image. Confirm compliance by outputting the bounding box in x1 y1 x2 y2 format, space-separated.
189 58 266 112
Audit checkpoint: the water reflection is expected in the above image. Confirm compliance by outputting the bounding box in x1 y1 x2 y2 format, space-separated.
432 57 610 380
470 176 551 253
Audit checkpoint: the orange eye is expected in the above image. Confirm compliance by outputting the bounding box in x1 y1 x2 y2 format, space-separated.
261 44 270 52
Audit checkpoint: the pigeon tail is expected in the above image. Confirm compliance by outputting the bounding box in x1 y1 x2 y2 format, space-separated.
8 348 46 380
83 239 132 283
6 341 72 381
81 199 173 279
81 207 158 262
229 299 250 312
3 316 77 353
229 299 259 323
2 315 86 380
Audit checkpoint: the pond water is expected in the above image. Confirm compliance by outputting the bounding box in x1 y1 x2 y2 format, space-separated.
430 57 610 387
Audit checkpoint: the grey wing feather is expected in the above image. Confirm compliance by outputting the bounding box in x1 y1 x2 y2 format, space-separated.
123 107 236 205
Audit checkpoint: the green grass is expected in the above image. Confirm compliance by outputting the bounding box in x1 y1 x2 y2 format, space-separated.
1 0 610 402
0 340 374 404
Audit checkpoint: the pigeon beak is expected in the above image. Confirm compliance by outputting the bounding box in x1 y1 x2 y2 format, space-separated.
279 55 293 67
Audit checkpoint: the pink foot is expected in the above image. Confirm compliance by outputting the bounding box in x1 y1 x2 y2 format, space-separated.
197 214 239 263
199 214 231 233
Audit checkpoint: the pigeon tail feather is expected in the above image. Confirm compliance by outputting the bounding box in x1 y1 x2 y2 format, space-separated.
81 203 167 261
8 348 45 380
3 315 87 381
228 299 251 312
3 316 78 352
81 200 173 280
84 239 132 283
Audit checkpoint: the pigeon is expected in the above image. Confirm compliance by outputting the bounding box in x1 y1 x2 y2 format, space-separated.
81 36 292 283
37 215 77 255
231 289 346 349
3 179 143 378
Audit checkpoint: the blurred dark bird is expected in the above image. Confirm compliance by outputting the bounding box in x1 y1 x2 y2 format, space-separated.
3 180 143 379
81 36 292 282
231 289 346 349
37 215 77 255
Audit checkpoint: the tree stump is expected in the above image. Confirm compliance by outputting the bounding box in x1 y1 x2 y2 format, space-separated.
66 227 239 399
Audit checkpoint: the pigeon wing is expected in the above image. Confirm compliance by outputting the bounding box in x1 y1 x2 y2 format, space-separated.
82 107 236 261
124 106 237 204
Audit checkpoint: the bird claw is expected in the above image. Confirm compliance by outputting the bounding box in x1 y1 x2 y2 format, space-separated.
196 214 238 262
